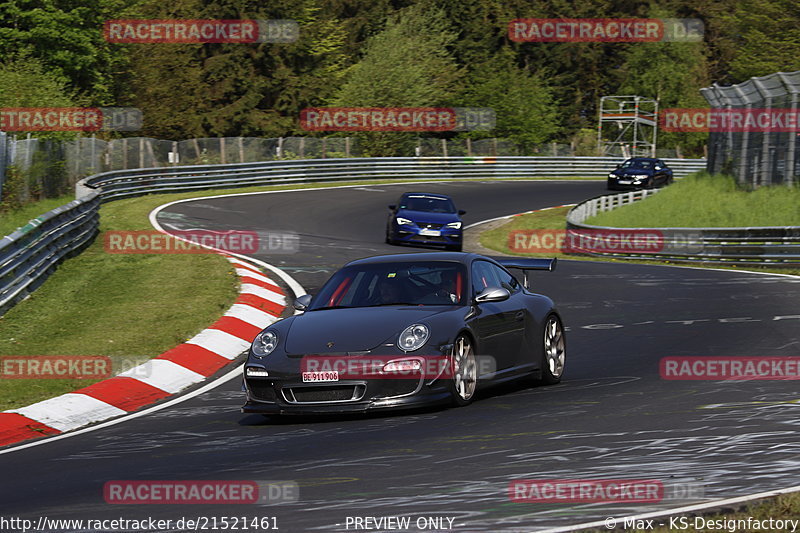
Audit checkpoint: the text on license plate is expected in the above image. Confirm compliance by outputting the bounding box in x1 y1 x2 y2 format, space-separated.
302 371 339 382
419 229 441 236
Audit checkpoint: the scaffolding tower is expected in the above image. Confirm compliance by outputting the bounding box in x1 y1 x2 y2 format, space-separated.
597 96 658 157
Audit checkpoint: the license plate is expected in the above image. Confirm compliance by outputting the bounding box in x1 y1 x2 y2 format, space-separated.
302 371 339 382
419 228 441 237
618 180 632 184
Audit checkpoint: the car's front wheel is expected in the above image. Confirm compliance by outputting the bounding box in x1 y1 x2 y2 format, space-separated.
448 334 477 406
540 314 566 384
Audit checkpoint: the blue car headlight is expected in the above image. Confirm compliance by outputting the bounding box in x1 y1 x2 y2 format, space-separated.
396 217 413 225
252 330 278 358
398 324 429 352
445 222 462 229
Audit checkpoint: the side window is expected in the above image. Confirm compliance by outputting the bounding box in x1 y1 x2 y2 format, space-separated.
471 261 500 296
491 264 520 293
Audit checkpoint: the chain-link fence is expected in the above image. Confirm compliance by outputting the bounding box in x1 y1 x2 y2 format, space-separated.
701 71 800 187
0 134 690 207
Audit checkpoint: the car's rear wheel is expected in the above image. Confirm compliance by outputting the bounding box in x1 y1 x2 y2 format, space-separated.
540 314 566 384
449 334 477 406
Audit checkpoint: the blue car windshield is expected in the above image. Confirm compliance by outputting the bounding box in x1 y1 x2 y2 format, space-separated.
400 197 456 213
621 159 654 169
309 262 467 309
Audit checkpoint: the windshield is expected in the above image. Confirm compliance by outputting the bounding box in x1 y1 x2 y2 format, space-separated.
399 196 456 213
621 159 654 169
309 261 467 309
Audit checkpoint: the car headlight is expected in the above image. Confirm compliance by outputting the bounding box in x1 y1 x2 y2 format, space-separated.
252 330 278 358
398 324 429 352
445 221 462 229
608 173 617 178
396 217 413 225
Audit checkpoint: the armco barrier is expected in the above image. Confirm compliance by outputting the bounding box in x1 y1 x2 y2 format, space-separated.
0 193 100 315
75 156 705 201
566 190 800 265
1 156 705 317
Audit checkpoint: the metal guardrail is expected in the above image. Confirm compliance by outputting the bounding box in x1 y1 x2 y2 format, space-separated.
76 156 706 201
0 193 100 315
1 156 705 317
566 190 800 265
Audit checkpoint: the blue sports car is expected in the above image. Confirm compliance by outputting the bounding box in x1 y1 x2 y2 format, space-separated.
385 192 465 251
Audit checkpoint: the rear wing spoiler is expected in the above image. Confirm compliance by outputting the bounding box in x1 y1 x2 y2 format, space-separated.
495 257 557 289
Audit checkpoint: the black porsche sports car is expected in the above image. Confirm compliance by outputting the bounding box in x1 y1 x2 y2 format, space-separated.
242 252 565 415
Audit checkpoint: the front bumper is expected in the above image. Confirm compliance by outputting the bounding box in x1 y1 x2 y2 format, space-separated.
391 226 462 247
242 347 455 415
607 176 651 190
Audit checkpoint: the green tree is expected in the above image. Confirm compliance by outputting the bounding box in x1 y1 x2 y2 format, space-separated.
0 0 131 104
720 0 800 81
333 4 464 155
459 52 560 151
615 20 712 156
129 0 349 138
0 53 78 139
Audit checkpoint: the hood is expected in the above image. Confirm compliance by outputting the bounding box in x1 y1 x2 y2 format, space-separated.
397 209 460 225
284 306 446 354
615 168 654 177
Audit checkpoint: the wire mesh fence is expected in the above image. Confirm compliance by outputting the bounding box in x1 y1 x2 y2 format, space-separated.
701 71 800 187
0 133 690 207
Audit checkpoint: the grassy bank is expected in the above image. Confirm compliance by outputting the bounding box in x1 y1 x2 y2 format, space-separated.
588 173 800 228
633 492 800 532
0 195 75 237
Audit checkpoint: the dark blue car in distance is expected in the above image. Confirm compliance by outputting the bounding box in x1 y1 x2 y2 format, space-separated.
386 192 465 251
607 157 674 190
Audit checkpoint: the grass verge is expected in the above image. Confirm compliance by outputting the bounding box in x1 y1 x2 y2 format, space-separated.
630 492 800 532
588 173 800 228
0 195 75 237
478 207 800 276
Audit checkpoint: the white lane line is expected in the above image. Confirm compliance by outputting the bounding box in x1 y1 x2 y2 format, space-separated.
186 329 251 359
233 268 273 284
9 394 127 433
240 283 287 304
117 360 205 394
0 365 245 455
224 303 277 328
535 484 800 533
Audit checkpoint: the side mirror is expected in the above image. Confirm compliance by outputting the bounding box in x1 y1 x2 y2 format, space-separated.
615 163 622 169
474 286 510 304
293 294 312 311
458 209 466 215
388 204 396 210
